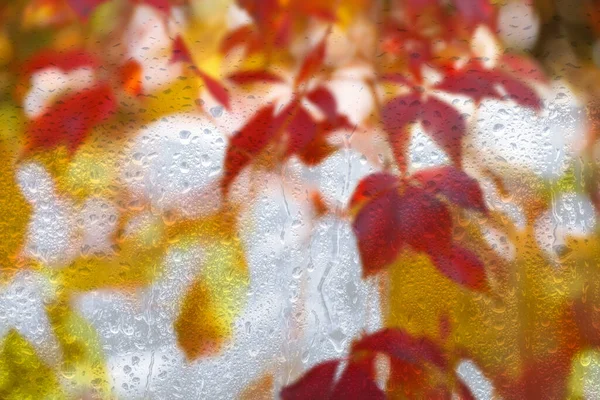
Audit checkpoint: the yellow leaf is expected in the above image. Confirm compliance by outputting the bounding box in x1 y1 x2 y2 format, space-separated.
0 330 65 400
45 300 110 398
173 210 249 360
0 103 31 282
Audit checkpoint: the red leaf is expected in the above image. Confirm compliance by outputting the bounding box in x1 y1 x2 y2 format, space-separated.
349 172 399 209
436 64 542 111
26 84 117 154
295 35 327 85
382 94 421 170
456 380 477 400
500 54 548 84
352 188 405 275
280 360 339 400
221 25 258 54
286 106 318 155
222 105 278 192
421 97 465 164
397 185 453 255
23 49 97 76
306 86 338 122
330 357 385 400
435 65 501 103
412 166 487 212
496 72 542 111
353 328 447 369
451 0 495 27
170 36 193 64
227 70 284 85
237 0 280 32
66 0 107 20
169 38 230 108
197 70 230 109
296 132 337 165
431 245 488 291
381 95 421 135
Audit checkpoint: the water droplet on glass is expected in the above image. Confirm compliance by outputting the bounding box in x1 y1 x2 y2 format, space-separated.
210 106 224 118
179 130 192 145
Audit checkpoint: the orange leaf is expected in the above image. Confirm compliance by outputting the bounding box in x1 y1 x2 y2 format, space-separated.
118 59 143 96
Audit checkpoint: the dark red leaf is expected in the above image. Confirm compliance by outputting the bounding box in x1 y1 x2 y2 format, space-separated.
170 36 193 64
382 94 421 170
431 245 488 291
456 380 477 400
23 49 97 76
287 106 318 155
353 328 447 369
26 84 116 154
330 357 384 400
412 166 487 212
227 70 284 85
197 70 230 109
66 0 107 20
381 95 421 135
306 86 337 122
421 97 465 164
222 105 278 192
397 185 453 255
496 72 542 111
295 36 327 85
349 172 399 209
352 188 405 275
280 360 339 400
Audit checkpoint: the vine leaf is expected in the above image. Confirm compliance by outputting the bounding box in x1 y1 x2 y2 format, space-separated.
350 169 487 289
170 35 230 109
412 166 487 212
280 360 339 400
25 84 117 155
382 94 465 165
436 62 542 111
222 105 279 193
281 328 473 399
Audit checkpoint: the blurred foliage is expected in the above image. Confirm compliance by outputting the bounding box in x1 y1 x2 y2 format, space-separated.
0 0 600 398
